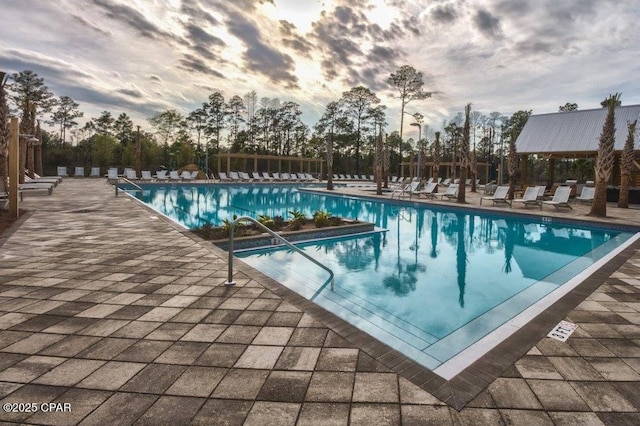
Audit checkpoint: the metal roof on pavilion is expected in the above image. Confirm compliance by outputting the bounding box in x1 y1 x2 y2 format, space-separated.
515 105 640 156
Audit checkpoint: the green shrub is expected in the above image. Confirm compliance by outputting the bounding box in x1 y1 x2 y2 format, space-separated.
313 210 331 228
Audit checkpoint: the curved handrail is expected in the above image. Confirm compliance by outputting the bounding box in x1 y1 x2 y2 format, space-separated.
121 178 143 190
115 178 142 196
224 215 335 292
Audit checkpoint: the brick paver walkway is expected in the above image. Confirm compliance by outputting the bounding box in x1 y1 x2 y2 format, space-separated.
0 179 639 425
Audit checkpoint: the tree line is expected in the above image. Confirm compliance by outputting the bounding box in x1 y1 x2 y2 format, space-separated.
1 66 570 188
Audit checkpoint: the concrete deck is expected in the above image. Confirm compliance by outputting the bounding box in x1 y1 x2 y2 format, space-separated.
0 179 639 425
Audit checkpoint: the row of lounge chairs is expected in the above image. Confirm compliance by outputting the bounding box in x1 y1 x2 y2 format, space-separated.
1 173 62 204
390 179 595 210
218 172 316 182
481 185 594 209
57 166 102 178
108 168 199 183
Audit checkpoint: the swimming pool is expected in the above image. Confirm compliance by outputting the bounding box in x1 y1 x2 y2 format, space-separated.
129 184 637 377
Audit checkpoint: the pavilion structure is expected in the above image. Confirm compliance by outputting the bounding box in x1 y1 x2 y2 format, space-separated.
515 105 640 188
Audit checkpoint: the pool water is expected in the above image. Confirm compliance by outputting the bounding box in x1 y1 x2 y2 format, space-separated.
131 184 635 374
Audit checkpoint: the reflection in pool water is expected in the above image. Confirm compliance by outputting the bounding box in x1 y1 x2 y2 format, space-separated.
133 184 633 371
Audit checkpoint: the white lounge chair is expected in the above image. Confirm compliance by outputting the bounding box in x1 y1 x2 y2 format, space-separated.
262 172 273 181
24 175 59 187
74 166 85 177
240 172 252 181
19 182 53 196
439 183 459 200
229 171 241 181
512 187 542 209
480 186 511 207
125 169 138 180
140 170 153 182
169 171 181 181
575 186 595 204
90 167 101 178
252 172 263 181
107 168 119 184
155 170 169 181
218 172 230 182
417 182 438 199
57 166 68 177
543 186 573 210
181 170 194 181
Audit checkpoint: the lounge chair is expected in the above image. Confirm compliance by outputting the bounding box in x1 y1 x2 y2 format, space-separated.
191 171 199 180
252 172 263 181
441 178 451 186
535 185 547 200
218 172 230 182
33 173 62 184
140 170 153 182
74 167 85 177
57 166 69 177
155 170 169 181
272 172 281 181
125 169 138 180
438 183 458 200
229 171 241 181
19 182 53 196
543 186 573 210
107 168 119 184
480 185 511 207
169 171 181 181
575 186 595 203
24 175 59 187
90 167 101 178
512 187 541 209
181 171 194 181
262 172 273 181
417 182 438 199
369 175 374 181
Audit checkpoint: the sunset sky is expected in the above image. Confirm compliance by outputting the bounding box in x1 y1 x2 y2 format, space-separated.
1 0 639 141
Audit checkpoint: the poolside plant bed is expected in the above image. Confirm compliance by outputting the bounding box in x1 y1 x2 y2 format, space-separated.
193 210 375 250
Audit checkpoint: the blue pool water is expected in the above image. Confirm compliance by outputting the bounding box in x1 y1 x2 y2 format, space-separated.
130 184 635 373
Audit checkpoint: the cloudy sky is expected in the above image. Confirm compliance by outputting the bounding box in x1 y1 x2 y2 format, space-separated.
1 0 639 140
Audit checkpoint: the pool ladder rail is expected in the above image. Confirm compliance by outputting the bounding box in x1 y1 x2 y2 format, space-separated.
114 177 143 196
224 215 336 292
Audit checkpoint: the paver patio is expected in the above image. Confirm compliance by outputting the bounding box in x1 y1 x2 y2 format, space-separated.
0 179 639 425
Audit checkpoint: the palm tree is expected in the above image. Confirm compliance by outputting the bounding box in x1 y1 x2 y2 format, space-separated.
590 93 620 217
618 120 637 208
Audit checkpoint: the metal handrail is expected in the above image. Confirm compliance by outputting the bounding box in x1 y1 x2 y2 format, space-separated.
224 215 335 291
115 178 142 196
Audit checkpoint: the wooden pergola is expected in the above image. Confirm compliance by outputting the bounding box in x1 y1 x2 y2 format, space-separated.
213 153 324 178
400 160 491 182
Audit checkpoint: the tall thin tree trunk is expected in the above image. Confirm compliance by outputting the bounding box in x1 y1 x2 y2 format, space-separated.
618 120 636 208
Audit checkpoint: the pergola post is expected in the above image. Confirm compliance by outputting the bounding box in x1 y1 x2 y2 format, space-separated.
547 157 555 189
520 154 528 189
8 117 19 218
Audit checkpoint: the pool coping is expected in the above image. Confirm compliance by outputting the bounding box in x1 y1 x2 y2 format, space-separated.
128 183 640 410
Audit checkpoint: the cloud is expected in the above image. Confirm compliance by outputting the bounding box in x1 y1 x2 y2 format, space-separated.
90 0 173 41
178 54 225 79
224 10 299 88
430 4 458 23
474 9 502 39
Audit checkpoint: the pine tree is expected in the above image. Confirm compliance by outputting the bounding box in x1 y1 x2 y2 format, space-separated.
457 104 471 203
